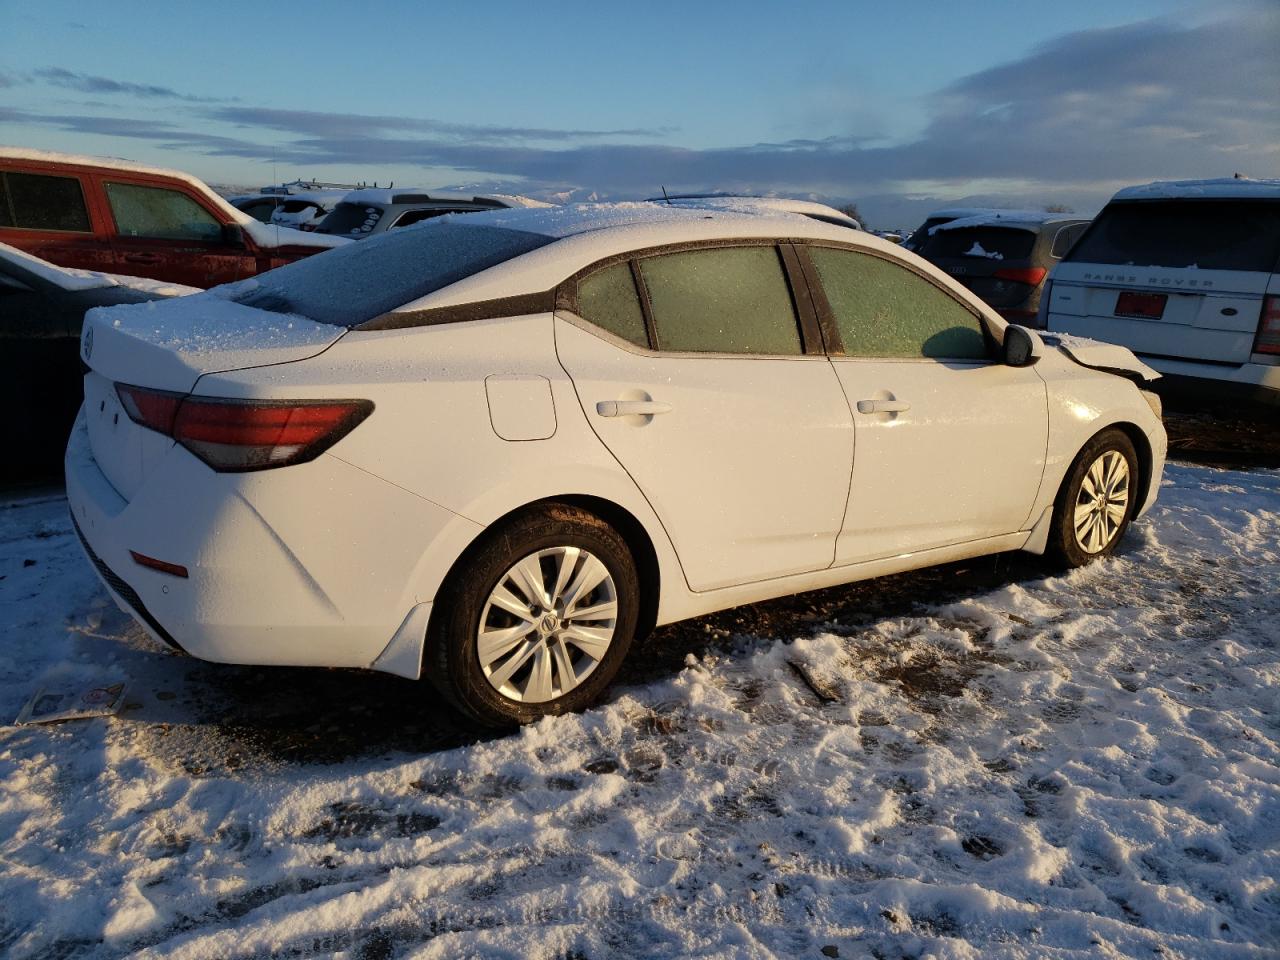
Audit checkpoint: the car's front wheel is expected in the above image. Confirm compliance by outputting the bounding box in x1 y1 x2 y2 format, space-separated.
425 504 640 726
1049 427 1140 567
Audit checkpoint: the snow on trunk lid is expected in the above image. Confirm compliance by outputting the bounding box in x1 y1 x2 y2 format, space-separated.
80 294 345 395
78 295 345 500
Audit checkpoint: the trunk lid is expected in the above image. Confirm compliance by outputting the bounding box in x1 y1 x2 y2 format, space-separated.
918 226 1042 309
79 294 344 500
1045 263 1268 364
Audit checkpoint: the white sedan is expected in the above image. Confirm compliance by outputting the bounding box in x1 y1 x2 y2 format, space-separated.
67 203 1167 725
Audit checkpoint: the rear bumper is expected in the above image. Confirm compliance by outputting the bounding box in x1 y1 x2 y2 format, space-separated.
65 410 476 674
1140 356 1280 405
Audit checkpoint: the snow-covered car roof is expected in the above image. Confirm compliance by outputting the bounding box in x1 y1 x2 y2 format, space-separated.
0 240 200 296
652 196 860 229
338 187 552 208
0 146 349 251
1111 177 1280 201
380 202 985 321
929 211 1086 233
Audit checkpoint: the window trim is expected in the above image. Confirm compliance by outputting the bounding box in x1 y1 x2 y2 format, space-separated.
794 240 998 363
0 170 94 235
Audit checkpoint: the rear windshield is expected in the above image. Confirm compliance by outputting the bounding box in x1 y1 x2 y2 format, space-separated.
919 226 1036 262
904 217 950 250
1066 200 1280 272
316 201 385 236
222 221 555 326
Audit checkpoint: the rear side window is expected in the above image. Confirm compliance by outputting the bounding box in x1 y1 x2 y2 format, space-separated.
0 172 91 232
1050 223 1088 259
106 182 222 242
920 227 1037 261
575 262 649 347
391 208 462 230
638 246 801 355
1067 200 1280 272
809 247 988 360
225 221 555 326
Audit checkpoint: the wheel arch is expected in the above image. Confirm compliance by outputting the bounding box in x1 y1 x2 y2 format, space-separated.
425 494 663 651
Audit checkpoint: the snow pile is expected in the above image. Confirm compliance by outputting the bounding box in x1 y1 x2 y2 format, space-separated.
0 463 1277 958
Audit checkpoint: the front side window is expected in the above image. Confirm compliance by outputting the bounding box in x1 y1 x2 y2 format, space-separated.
0 172 91 232
575 262 648 347
809 246 988 360
638 246 802 355
106 182 222 242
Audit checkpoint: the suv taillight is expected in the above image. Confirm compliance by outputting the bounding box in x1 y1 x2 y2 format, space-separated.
994 267 1047 286
116 384 373 472
1256 295 1280 356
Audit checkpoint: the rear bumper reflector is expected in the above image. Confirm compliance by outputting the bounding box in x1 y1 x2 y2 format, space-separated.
130 551 189 578
72 516 187 654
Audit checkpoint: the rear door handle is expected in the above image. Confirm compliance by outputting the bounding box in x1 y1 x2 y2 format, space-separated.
596 400 673 418
856 399 911 414
123 252 161 264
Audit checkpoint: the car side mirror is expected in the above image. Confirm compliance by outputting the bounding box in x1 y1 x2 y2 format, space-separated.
1003 324 1044 367
222 223 246 247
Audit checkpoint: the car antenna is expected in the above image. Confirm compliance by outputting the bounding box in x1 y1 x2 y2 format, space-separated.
661 186 672 206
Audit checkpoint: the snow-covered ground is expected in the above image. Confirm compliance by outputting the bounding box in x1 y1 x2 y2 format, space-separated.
1 463 1277 959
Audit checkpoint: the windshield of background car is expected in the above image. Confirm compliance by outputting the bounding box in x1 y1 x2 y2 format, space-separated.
224 222 555 326
903 217 950 250
919 226 1037 262
316 201 386 235
1066 200 1280 272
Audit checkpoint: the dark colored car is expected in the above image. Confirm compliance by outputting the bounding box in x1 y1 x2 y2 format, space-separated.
913 212 1090 324
0 148 347 289
0 242 193 482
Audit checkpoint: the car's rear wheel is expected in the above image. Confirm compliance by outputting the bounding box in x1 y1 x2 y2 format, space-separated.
425 504 639 727
1048 428 1140 567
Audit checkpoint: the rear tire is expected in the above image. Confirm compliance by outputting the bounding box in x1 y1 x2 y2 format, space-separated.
424 503 640 727
1048 428 1140 568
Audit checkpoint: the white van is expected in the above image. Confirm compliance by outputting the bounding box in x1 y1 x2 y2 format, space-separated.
1041 178 1280 404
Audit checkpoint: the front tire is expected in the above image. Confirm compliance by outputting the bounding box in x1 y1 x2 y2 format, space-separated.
1048 428 1140 568
425 503 640 727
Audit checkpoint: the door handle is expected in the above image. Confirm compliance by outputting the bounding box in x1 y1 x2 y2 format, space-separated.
596 400 673 418
856 398 911 414
123 253 161 264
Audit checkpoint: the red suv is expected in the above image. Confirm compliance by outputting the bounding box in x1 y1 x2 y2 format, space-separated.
0 148 347 288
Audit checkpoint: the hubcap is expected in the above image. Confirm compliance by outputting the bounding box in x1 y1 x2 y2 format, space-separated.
1073 450 1130 555
477 546 618 703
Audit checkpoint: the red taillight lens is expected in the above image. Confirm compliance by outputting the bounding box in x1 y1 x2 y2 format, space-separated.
1256 295 1280 356
114 384 373 472
993 267 1047 286
117 384 184 434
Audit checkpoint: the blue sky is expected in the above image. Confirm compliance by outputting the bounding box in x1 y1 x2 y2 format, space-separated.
1 0 1276 227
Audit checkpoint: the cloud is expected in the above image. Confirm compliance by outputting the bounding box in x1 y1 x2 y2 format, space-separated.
3 9 1276 223
33 67 235 103
207 106 669 143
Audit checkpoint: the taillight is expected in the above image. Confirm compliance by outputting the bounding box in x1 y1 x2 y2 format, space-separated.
993 267 1047 286
117 384 183 435
1256 295 1280 356
115 384 372 472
